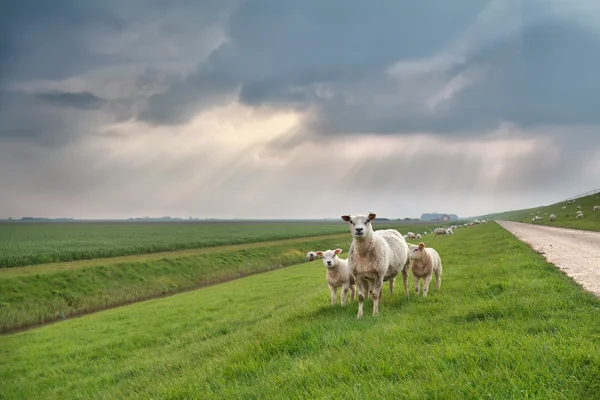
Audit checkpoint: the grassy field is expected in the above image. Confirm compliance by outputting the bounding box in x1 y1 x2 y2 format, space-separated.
0 222 436 332
0 234 351 333
0 220 432 268
1 222 598 399
475 192 600 231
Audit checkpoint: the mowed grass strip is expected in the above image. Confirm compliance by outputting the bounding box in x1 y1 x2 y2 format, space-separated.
1 222 599 399
0 235 354 333
0 220 433 268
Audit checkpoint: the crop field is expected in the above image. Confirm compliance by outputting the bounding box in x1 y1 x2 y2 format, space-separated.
0 220 347 268
1 222 599 399
0 220 433 268
476 192 600 231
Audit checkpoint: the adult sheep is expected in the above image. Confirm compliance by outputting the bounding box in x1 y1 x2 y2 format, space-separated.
433 228 446 238
341 213 410 318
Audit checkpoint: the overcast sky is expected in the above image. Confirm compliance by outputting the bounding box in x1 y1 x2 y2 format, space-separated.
2 0 599 220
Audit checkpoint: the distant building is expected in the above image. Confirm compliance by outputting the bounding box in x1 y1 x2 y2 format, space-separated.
420 213 458 222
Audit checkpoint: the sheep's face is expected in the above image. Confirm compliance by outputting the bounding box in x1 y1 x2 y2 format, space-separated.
409 243 425 260
306 251 317 262
315 249 342 268
341 213 375 238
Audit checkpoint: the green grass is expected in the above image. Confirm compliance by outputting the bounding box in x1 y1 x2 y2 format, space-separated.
0 220 432 268
1 222 598 399
0 234 352 333
481 193 600 231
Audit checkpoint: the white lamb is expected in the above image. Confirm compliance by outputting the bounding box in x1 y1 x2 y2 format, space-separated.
415 233 422 240
576 212 584 219
341 213 410 318
593 206 599 212
577 205 582 210
314 249 356 306
549 214 556 221
306 251 317 262
409 242 442 297
406 232 416 239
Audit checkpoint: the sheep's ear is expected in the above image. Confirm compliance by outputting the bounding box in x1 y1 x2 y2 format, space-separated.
418 242 425 249
334 248 343 254
315 251 323 257
341 215 351 222
368 213 376 221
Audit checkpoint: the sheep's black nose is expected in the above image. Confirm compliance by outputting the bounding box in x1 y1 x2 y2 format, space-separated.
355 228 363 232
327 261 332 266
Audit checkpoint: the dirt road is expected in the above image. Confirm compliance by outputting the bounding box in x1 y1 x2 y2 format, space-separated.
496 220 600 298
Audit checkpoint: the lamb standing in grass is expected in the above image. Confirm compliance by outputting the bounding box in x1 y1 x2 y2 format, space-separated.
409 242 442 297
549 214 556 221
306 251 317 262
576 212 584 219
593 206 599 212
314 249 355 306
341 213 410 318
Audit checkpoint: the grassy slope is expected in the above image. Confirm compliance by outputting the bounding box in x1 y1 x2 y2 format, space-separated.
1 222 598 399
477 193 600 231
0 235 352 333
0 221 432 268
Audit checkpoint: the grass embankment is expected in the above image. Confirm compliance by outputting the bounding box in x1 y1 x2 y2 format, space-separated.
0 234 353 333
476 193 600 231
0 220 432 268
1 222 598 398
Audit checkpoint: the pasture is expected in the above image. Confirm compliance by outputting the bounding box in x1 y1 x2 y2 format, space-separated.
1 222 598 399
0 220 433 332
476 192 600 231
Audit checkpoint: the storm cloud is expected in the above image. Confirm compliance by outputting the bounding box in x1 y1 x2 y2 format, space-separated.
1 0 599 219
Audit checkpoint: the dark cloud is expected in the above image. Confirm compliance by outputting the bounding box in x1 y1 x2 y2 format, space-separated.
35 91 107 110
137 1 600 142
140 0 492 124
0 91 111 148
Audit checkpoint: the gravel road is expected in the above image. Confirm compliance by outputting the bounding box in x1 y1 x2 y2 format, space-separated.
496 220 600 298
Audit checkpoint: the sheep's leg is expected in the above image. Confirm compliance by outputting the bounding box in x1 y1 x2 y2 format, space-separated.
350 284 356 302
341 285 349 306
356 278 367 319
402 268 409 297
372 275 385 316
388 275 396 295
422 274 433 297
435 265 442 290
414 275 420 295
328 284 337 305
